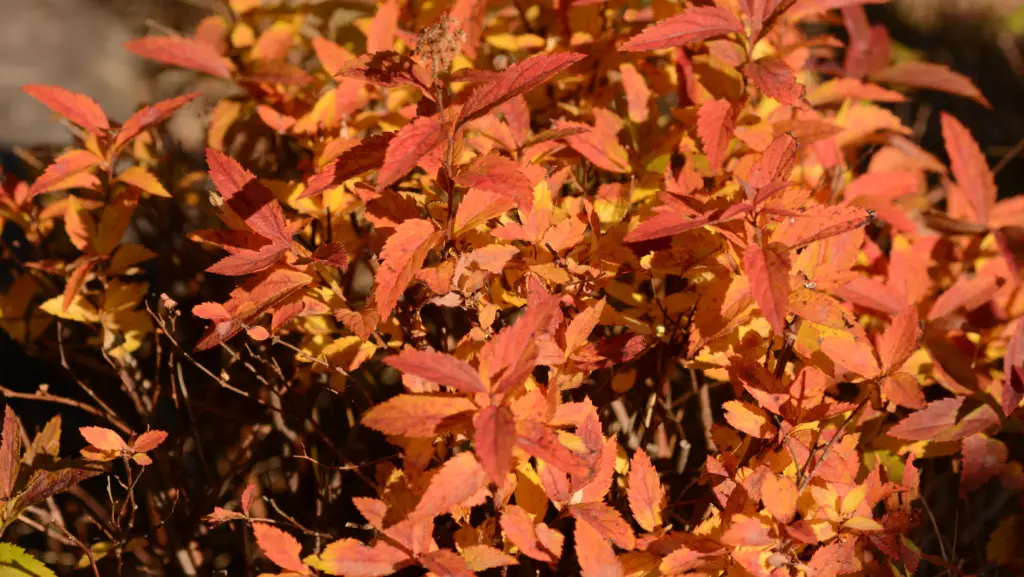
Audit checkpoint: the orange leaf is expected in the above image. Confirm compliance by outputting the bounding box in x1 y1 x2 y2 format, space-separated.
720 514 773 547
374 218 442 320
926 274 1001 321
626 448 665 532
960 434 1007 496
873 62 990 108
748 133 797 189
300 134 394 198
619 63 650 123
570 502 635 550
881 372 926 410
474 405 516 485
252 522 308 574
412 452 489 521
112 93 199 156
564 299 606 357
877 306 922 373
366 0 399 55
743 243 791 334
22 85 109 135
455 153 534 209
574 517 624 577
888 397 964 441
459 52 586 125
557 120 630 173
451 0 488 59
419 549 475 577
746 57 805 106
315 538 407 576
132 430 168 453
361 394 476 437
515 420 590 477
385 349 485 393
696 99 735 173
311 36 354 76
723 401 776 439
376 116 446 192
0 406 22 500
623 208 712 243
79 426 126 452
125 36 235 79
500 505 558 563
772 203 873 250
206 149 291 247
192 302 232 322
821 336 880 378
461 544 518 572
940 112 996 225
29 150 103 199
761 474 798 524
620 6 744 52
117 166 171 198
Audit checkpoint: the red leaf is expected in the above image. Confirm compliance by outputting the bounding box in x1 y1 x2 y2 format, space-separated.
252 522 308 574
206 149 291 247
620 6 744 52
623 208 712 243
473 405 516 485
132 430 168 453
80 426 126 452
0 406 22 500
22 85 109 135
873 62 990 108
877 306 922 373
336 308 381 341
361 394 476 437
556 120 630 173
1002 321 1024 417
772 203 873 250
366 0 399 55
926 274 1002 321
696 99 735 172
374 219 442 320
749 132 798 189
125 36 235 79
626 448 665 532
940 112 996 225
376 116 446 191
315 538 407 577
888 397 966 442
113 93 199 156
720 515 773 547
192 302 231 321
309 242 349 269
454 153 534 210
451 0 488 59
299 134 393 198
412 452 489 521
960 434 1007 496
459 52 586 125
843 171 922 202
419 549 475 577
384 349 485 393
743 243 791 334
206 245 287 276
574 517 624 577
746 57 805 106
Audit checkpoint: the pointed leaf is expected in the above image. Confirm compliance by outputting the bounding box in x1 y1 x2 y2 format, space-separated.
743 243 791 334
252 523 307 574
570 502 635 550
881 372 927 410
574 517 624 577
362 394 476 437
746 57 805 106
412 452 489 521
926 274 1001 321
112 93 199 155
941 112 996 224
960 434 1007 496
22 85 109 135
132 430 168 453
125 36 234 79
696 98 735 172
626 448 665 532
374 218 441 320
621 6 744 52
79 426 126 452
500 505 557 563
384 349 485 393
772 203 873 250
0 406 21 500
761 474 798 524
454 153 534 209
300 134 394 198
459 52 586 124
206 149 291 247
376 116 446 191
312 538 407 577
474 405 516 485
878 306 922 373
873 62 990 108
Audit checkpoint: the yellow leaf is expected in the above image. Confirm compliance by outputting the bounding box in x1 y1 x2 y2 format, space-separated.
41 295 99 323
842 516 883 532
840 485 866 517
117 166 170 197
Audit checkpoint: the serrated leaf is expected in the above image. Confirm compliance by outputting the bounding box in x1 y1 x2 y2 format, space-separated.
619 63 650 123
474 405 516 485
459 52 586 125
132 430 168 453
0 543 57 577
412 452 489 521
22 85 109 136
696 99 735 173
746 57 805 106
926 274 1001 321
252 523 307 574
940 112 996 225
723 400 776 439
626 449 665 532
300 134 393 198
960 434 1007 497
374 219 441 320
772 203 873 250
80 427 126 452
454 153 534 210
574 517 625 577
376 116 446 192
881 372 926 410
873 62 990 108
878 306 921 373
743 243 790 334
125 36 235 79
761 473 798 524
206 149 291 247
117 166 170 198
112 94 199 156
0 406 22 500
621 6 744 52
500 505 558 563
28 150 103 199
461 544 518 572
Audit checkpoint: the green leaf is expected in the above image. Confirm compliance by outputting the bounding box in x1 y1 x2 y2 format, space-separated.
0 543 58 577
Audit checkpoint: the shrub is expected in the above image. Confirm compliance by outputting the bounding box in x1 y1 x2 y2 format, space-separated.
1 0 1022 575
